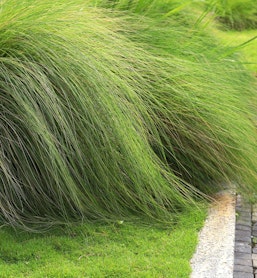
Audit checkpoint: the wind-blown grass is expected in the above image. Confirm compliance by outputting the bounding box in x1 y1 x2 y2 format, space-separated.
96 0 257 192
1 0 257 230
0 0 200 230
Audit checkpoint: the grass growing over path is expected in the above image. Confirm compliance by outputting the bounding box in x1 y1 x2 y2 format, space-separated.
0 205 206 278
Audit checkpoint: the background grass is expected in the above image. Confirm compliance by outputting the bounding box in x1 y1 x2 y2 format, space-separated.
205 0 257 30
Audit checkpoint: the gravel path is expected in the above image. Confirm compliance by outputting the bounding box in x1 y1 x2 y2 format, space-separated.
190 191 236 278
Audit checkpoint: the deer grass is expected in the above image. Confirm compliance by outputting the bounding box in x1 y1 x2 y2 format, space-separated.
95 0 257 193
1 0 257 230
0 0 201 230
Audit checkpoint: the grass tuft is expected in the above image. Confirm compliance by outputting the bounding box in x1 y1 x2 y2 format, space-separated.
0 0 257 230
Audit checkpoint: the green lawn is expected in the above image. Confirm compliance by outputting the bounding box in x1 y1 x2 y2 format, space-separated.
0 205 206 278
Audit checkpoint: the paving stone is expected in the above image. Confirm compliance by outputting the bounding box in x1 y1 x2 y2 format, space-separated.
235 235 252 243
237 208 252 214
235 242 252 253
252 204 257 213
236 229 252 237
253 223 257 230
237 194 242 201
252 231 257 238
252 254 257 268
252 212 257 223
252 246 257 254
237 212 252 221
253 233 257 239
238 203 252 210
234 258 252 266
234 264 253 273
240 211 252 217
235 252 252 260
252 229 257 238
233 272 254 278
236 224 252 232
237 219 252 226
234 196 254 277
253 260 257 269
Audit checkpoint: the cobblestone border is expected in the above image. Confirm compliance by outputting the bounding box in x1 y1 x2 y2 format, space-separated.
234 195 254 278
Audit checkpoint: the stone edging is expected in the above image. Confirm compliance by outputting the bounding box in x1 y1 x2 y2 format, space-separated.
234 195 255 278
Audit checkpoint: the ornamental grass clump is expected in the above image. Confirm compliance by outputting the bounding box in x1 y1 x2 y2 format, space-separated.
1 0 257 231
0 0 200 230
96 0 257 193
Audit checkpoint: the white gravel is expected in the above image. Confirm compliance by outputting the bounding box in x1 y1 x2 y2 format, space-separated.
190 191 236 278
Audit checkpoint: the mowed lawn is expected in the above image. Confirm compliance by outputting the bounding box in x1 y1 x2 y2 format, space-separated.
0 205 206 278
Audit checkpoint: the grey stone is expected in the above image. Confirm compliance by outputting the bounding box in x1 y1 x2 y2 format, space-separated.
252 203 257 213
252 254 257 268
252 230 257 237
234 264 253 273
252 212 257 223
235 242 252 253
235 236 252 243
234 258 252 266
252 228 257 236
235 252 252 260
253 233 257 239
235 229 252 238
237 212 252 221
236 224 252 232
252 246 257 254
237 208 252 214
239 211 252 217
233 272 254 278
237 194 242 201
237 219 252 226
